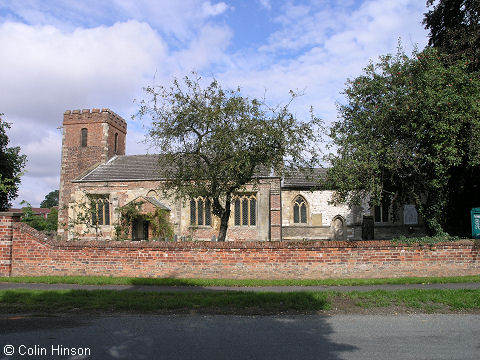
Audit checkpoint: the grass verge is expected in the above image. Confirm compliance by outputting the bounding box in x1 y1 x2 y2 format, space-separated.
342 289 480 312
0 289 330 314
0 289 479 314
1 275 480 287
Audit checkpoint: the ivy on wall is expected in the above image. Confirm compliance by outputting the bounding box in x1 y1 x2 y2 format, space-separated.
115 201 174 241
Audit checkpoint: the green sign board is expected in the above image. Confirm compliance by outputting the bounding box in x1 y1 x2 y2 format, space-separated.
472 208 480 239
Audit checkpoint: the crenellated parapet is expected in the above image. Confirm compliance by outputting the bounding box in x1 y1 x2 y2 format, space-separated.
63 108 127 133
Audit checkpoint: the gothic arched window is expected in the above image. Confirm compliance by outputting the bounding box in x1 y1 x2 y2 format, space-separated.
293 196 308 224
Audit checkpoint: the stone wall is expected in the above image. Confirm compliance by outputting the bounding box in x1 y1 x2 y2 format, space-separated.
2 213 479 279
66 178 280 241
281 190 367 240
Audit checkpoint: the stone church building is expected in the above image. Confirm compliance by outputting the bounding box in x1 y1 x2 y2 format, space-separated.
58 109 423 241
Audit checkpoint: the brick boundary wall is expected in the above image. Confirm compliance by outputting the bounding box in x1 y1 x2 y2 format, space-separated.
1 213 479 279
0 213 22 276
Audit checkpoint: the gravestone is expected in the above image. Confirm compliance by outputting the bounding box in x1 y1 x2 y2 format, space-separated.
362 216 374 240
404 205 418 225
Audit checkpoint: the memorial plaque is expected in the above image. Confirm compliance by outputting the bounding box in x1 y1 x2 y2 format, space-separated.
404 205 418 225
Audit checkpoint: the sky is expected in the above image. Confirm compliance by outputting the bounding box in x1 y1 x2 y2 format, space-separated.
0 0 430 207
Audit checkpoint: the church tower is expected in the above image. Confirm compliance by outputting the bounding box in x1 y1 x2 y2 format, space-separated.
57 108 127 237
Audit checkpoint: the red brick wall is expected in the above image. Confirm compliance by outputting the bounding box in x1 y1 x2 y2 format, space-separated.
269 178 282 241
0 213 21 276
2 217 479 279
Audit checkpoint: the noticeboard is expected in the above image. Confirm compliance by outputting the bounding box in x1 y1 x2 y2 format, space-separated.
471 208 480 239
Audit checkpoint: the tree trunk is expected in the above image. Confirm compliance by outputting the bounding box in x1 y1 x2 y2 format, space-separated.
217 199 231 242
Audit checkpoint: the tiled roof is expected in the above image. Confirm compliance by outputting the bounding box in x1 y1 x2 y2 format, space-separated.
75 154 326 187
282 168 327 189
77 155 163 182
144 197 171 211
76 155 274 182
124 195 171 211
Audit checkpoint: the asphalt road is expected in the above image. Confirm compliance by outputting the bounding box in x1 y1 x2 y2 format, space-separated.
0 314 478 360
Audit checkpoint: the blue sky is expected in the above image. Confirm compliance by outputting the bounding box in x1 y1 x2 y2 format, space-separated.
0 0 430 207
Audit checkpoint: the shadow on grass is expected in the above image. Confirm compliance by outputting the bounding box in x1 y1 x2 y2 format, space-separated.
0 289 331 314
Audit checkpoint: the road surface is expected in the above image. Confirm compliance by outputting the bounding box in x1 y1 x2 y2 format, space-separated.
0 314 478 359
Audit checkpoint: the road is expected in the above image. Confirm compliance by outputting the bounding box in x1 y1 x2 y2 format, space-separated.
0 314 478 359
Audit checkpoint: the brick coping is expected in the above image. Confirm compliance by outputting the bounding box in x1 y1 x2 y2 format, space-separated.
13 223 478 250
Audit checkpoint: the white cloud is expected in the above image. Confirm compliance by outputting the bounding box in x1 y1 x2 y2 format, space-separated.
1 0 431 207
1 17 232 207
222 0 429 120
172 24 233 72
201 1 228 17
0 20 167 123
1 0 230 41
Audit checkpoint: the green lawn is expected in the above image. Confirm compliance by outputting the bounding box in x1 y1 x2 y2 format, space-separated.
0 289 479 314
1 275 479 287
0 289 330 313
343 289 480 311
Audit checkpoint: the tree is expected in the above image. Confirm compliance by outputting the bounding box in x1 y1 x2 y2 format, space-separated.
0 115 27 211
40 190 59 208
65 195 104 240
45 207 58 231
20 201 57 232
423 0 480 71
327 46 480 236
136 73 322 242
423 0 480 235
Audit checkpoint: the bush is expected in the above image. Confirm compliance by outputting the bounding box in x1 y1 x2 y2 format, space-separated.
391 234 463 246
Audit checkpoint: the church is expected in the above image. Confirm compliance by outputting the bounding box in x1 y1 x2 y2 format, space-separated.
58 108 423 241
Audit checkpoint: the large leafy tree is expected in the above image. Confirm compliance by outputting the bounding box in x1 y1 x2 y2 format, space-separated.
423 0 480 235
423 0 480 71
40 190 59 208
327 47 480 235
136 73 321 241
0 115 27 211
